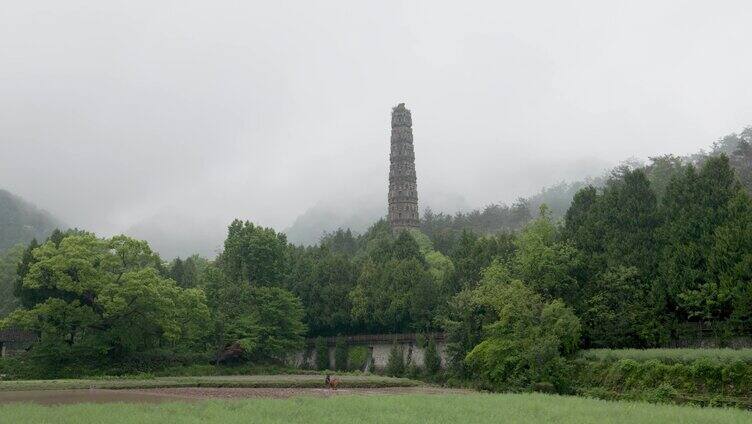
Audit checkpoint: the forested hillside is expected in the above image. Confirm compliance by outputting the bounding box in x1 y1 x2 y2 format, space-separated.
0 245 23 317
284 128 752 247
2 126 752 389
0 189 61 252
0 190 63 317
527 127 752 221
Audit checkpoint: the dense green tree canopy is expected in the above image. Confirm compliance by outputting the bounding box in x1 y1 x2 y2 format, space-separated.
287 248 356 335
656 155 741 321
220 219 288 287
4 125 752 380
2 234 209 369
0 244 23 317
205 228 306 362
463 277 580 390
512 207 581 305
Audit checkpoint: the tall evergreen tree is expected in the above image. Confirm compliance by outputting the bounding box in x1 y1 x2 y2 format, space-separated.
730 138 752 193
563 185 599 254
706 191 752 326
657 155 741 322
170 258 185 286
599 169 659 278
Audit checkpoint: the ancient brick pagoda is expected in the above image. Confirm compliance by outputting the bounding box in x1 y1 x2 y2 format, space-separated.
388 103 420 232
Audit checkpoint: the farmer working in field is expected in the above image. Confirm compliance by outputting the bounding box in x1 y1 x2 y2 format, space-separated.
325 374 339 390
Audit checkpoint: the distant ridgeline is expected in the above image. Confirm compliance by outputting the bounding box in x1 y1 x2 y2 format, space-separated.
0 189 62 252
528 126 752 219
0 189 63 318
295 126 752 248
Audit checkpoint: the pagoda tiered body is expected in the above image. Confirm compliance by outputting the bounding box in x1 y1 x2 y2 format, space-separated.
388 103 419 232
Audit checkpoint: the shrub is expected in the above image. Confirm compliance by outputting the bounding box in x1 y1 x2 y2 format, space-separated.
406 362 422 379
348 346 369 372
571 352 752 408
0 356 44 380
315 337 329 371
532 382 556 393
649 383 678 403
424 338 441 375
334 336 348 371
386 344 405 377
464 280 580 391
416 333 427 348
579 348 752 365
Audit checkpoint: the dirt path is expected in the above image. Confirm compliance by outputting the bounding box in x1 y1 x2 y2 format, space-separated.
0 389 189 405
0 386 472 405
130 386 471 399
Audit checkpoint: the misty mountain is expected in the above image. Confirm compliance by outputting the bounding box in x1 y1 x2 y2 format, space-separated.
284 126 752 247
3 128 747 260
125 211 226 260
0 188 63 252
284 183 600 249
284 192 470 246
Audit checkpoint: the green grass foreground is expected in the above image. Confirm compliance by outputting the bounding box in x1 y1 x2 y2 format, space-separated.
2 393 751 424
0 374 420 392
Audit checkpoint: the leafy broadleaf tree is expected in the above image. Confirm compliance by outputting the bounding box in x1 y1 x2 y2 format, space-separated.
512 207 582 306
204 264 306 363
441 262 516 377
2 234 209 372
464 279 580 390
220 219 288 287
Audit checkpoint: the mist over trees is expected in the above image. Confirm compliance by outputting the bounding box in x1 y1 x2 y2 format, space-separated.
284 126 752 253
2 125 752 388
0 245 23 317
0 189 62 252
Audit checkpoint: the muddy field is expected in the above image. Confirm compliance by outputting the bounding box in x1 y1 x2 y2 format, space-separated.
0 386 472 405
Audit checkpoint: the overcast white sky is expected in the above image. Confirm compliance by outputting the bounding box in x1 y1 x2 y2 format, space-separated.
2 1 751 255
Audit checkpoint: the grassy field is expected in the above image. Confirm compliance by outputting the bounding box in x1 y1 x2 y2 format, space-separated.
580 348 752 364
0 374 420 392
1 393 750 423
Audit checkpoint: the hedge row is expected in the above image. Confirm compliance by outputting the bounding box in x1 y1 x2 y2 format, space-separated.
571 357 752 408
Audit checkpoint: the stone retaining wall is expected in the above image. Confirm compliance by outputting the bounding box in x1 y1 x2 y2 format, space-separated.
290 333 448 371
